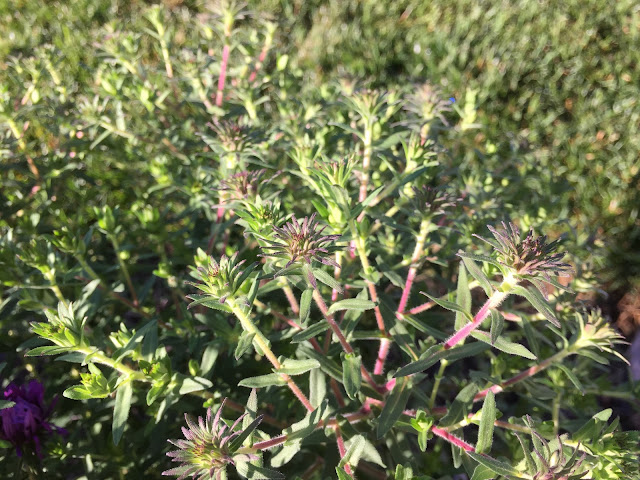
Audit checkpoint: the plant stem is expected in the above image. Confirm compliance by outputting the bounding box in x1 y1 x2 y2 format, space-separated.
227 298 314 412
373 219 431 375
216 44 230 107
444 278 513 350
397 219 430 315
44 271 68 308
335 424 353 475
429 360 448 408
473 348 571 402
108 235 139 306
311 288 380 392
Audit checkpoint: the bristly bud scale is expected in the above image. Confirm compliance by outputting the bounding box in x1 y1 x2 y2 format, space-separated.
163 399 263 480
475 221 571 279
260 213 341 288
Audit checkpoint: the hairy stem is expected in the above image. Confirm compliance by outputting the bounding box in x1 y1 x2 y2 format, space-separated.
227 298 314 412
311 288 380 392
474 348 572 402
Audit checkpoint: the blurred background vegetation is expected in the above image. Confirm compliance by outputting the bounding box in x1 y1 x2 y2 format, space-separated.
2 0 639 320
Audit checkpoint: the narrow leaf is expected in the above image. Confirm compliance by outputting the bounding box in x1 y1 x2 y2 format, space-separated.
471 331 537 360
395 343 489 377
299 289 313 324
113 381 133 445
291 321 329 343
377 377 412 438
467 452 524 478
239 373 286 388
555 364 585 395
421 292 472 321
511 285 560 327
342 353 362 399
278 358 320 376
312 268 343 293
455 263 472 330
327 298 376 315
459 254 493 296
476 391 496 454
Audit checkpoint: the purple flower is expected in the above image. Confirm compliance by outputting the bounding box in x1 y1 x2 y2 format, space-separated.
0 380 66 458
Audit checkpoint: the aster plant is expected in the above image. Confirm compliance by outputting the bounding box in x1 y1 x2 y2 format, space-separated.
2 8 637 477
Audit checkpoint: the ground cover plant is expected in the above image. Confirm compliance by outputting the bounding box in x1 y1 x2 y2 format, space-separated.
1 1 639 479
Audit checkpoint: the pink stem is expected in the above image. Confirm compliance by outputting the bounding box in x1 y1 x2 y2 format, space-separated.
474 350 567 402
216 44 230 107
335 426 353 475
444 291 507 350
397 267 417 315
431 426 475 452
409 300 435 315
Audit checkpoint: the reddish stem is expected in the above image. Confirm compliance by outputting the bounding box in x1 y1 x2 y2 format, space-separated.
216 44 230 107
397 268 417 315
431 426 475 452
444 291 507 350
409 300 435 315
335 426 353 475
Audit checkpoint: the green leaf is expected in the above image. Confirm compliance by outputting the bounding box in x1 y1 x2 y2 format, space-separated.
113 381 133 445
233 262 259 293
471 331 537 360
555 364 585 395
285 401 329 444
514 432 537 474
511 285 560 327
312 268 343 293
278 358 320 376
299 346 343 381
229 415 264 452
395 343 489 377
394 465 414 480
0 400 15 410
239 373 286 388
421 292 472 321
457 251 502 269
470 464 498 480
467 452 525 478
146 383 166 406
178 376 213 394
114 319 157 361
327 298 376 315
377 377 412 438
309 367 326 408
335 467 353 480
489 310 504 345
25 345 70 356
63 385 98 400
440 384 479 427
235 331 255 360
299 289 313 324
339 434 365 469
342 353 362 399
459 254 493 296
291 321 329 343
455 262 472 330
187 295 233 313
476 391 496 454
235 462 284 480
